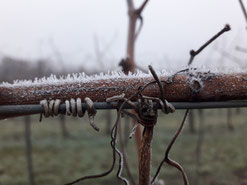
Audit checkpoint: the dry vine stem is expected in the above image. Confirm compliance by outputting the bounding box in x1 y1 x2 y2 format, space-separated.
120 0 151 167
151 110 190 185
188 24 231 65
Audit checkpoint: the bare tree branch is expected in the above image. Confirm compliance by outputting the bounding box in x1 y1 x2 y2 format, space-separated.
188 24 231 65
136 0 150 14
239 0 247 25
135 15 143 41
126 0 134 10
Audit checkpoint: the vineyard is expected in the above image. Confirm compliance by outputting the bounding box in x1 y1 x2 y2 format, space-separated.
1 0 247 185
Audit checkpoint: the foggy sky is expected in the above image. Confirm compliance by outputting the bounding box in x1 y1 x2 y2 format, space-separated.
0 0 246 71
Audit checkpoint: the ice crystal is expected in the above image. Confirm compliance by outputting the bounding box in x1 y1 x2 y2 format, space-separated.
1 66 246 88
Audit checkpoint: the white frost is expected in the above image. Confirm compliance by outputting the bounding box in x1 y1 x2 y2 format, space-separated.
1 66 247 87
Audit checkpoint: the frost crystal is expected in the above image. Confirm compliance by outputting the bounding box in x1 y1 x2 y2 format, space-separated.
0 66 246 88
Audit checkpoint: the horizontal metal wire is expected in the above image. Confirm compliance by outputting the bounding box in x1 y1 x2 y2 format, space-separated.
0 101 247 117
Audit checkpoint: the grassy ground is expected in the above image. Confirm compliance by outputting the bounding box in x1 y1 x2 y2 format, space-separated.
0 109 247 185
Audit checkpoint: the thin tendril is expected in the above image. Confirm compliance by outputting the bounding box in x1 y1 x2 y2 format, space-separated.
151 110 190 185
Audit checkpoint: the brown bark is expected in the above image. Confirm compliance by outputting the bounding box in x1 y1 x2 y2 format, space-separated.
139 127 153 185
1 73 247 105
126 12 137 72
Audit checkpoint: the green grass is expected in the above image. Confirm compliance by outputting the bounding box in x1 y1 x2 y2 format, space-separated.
0 109 247 185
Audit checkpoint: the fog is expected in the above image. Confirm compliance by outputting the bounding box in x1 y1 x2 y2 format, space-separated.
0 0 246 72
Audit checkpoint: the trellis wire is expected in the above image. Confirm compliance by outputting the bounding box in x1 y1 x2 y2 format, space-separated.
1 101 247 117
